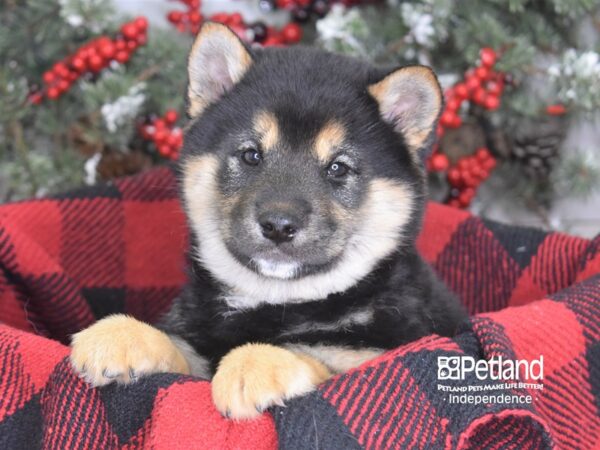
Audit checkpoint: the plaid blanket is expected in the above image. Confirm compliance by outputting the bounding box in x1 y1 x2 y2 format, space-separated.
0 166 598 449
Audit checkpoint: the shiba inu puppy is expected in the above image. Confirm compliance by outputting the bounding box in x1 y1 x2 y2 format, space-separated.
71 22 466 420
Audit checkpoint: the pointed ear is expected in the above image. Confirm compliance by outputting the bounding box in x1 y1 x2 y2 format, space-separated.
187 22 253 117
368 66 442 154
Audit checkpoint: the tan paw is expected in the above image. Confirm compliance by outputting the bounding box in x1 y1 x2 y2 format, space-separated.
70 314 189 386
211 343 331 420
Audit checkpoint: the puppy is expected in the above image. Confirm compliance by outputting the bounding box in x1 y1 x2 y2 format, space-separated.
71 22 466 420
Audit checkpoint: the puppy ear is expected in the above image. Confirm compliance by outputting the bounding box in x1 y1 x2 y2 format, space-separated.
187 22 253 117
368 66 442 154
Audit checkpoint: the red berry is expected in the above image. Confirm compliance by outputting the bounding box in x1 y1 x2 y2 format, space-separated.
154 118 166 129
475 66 490 81
135 16 148 32
189 11 202 24
167 133 181 148
430 153 449 172
484 95 500 110
277 0 294 8
454 83 469 100
466 75 481 92
136 34 147 46
229 13 243 26
42 71 56 84
476 148 491 162
262 36 282 47
53 62 70 78
57 79 71 92
99 41 116 59
450 114 462 128
447 168 461 186
115 51 130 63
121 23 138 41
445 98 461 112
71 57 86 72
472 87 487 105
88 54 104 72
436 124 445 137
154 129 168 144
164 109 179 125
440 111 455 127
127 40 138 50
168 11 183 23
47 87 60 99
480 48 497 68
282 23 302 44
158 144 172 157
462 173 477 188
485 80 503 96
546 104 566 116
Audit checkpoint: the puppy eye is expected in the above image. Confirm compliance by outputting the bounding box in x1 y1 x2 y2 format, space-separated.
241 147 262 166
326 161 350 178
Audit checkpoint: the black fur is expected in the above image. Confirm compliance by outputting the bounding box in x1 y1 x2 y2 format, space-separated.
160 40 466 373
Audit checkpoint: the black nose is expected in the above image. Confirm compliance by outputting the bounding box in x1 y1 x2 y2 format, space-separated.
258 212 300 244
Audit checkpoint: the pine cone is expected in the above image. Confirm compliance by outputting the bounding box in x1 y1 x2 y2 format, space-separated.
508 116 567 179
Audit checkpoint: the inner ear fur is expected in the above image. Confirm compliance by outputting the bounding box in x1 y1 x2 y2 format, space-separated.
187 22 253 118
368 66 443 154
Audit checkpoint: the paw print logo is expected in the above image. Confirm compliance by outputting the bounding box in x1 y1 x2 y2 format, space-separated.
438 356 461 380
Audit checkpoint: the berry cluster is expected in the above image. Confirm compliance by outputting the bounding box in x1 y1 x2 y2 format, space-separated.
446 148 497 208
262 0 373 22
439 48 504 129
167 0 204 34
426 48 506 208
546 104 567 116
167 0 302 46
139 110 183 160
261 0 331 23
31 17 148 103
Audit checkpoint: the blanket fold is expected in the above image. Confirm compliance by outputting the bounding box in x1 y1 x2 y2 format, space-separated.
0 167 598 449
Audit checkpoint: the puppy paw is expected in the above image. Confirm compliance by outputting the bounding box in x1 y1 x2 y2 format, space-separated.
211 343 331 420
70 314 189 386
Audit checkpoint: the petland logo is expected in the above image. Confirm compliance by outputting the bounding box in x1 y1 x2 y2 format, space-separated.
438 356 544 381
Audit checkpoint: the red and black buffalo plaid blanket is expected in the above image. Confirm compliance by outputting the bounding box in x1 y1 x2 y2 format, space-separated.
0 166 599 449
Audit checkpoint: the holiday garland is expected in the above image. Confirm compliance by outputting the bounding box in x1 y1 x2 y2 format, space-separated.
428 48 502 208
167 0 303 46
31 17 148 103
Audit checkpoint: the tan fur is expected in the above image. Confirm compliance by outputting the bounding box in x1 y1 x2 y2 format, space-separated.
253 111 280 152
184 154 414 304
211 343 331 419
313 121 346 163
70 315 189 386
368 66 441 154
187 23 253 117
285 344 383 374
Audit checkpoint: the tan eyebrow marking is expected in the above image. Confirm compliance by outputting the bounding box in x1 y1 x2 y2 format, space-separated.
314 121 346 164
253 111 279 152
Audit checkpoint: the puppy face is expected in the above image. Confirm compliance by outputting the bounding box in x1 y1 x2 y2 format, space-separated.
180 23 442 305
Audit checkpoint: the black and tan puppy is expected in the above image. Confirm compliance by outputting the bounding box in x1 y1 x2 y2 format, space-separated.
71 23 466 419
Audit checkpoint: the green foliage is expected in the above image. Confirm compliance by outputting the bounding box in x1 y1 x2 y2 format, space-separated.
316 0 600 207
0 0 191 201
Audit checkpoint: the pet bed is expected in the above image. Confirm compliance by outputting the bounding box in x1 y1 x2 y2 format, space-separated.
0 166 598 449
